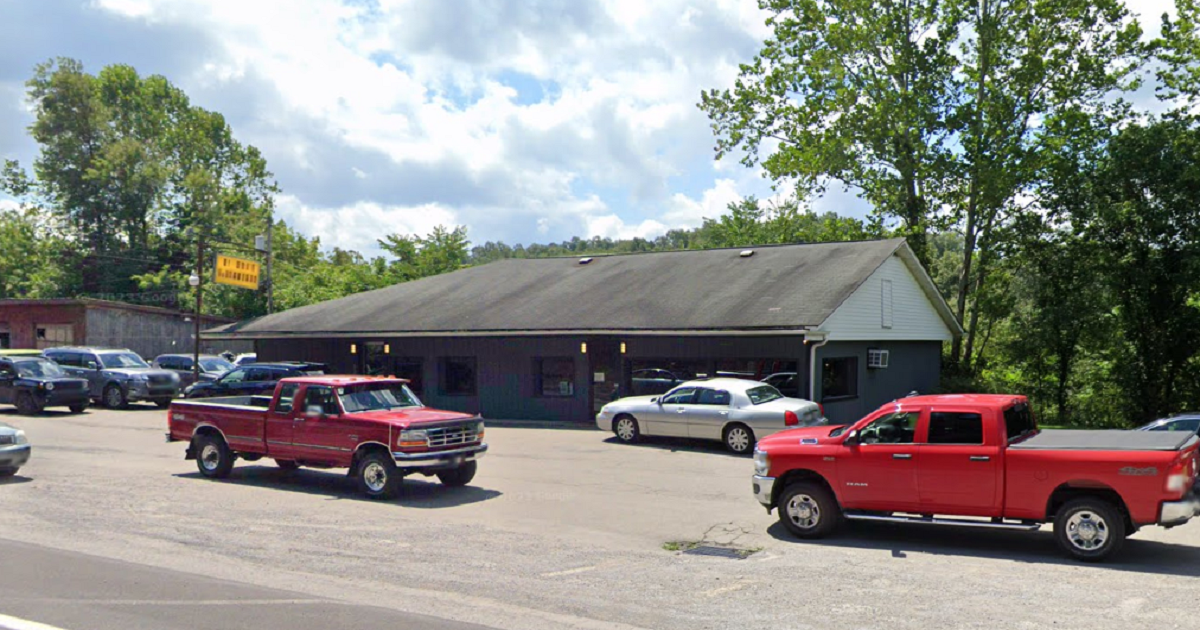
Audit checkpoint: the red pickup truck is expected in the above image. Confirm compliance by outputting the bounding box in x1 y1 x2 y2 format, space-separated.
752 394 1200 561
167 376 486 499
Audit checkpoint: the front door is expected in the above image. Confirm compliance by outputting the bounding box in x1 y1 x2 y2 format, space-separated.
588 339 621 416
916 409 1000 515
837 409 922 511
646 386 697 437
290 385 354 466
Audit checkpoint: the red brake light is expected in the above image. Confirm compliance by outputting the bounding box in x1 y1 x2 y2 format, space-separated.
818 403 825 417
1165 455 1193 494
785 410 799 426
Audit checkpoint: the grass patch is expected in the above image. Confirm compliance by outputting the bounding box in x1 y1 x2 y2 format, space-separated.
662 540 701 552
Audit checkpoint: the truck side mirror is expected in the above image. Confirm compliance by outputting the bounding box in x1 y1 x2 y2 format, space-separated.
86 361 99 370
843 429 860 446
305 405 325 419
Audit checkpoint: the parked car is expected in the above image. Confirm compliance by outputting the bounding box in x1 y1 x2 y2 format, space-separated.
596 378 826 454
232 353 257 367
0 349 44 358
1137 414 1200 436
0 356 90 415
629 368 685 396
153 354 234 388
753 394 1200 562
0 421 30 477
182 362 326 399
760 372 802 398
44 347 181 408
167 376 486 499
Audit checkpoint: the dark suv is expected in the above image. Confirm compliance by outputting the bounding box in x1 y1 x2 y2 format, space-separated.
182 362 326 399
152 354 234 388
44 347 181 408
0 356 90 415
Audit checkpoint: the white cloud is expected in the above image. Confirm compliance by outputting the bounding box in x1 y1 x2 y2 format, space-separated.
274 195 458 254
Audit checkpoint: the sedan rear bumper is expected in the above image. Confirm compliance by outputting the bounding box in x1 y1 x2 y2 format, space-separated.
1160 495 1200 527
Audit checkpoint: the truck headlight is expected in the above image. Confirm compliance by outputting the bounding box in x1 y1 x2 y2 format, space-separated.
753 448 770 476
398 430 427 448
14 430 28 445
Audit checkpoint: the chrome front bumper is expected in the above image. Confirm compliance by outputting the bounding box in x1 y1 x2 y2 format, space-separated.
1159 496 1200 527
392 443 488 469
753 474 775 511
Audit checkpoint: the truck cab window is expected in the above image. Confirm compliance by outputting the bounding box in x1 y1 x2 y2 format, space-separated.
859 411 918 444
275 383 299 414
927 412 984 445
304 386 340 416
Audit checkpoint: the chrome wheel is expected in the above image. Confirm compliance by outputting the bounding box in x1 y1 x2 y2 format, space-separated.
615 417 637 442
725 425 752 453
104 386 124 408
199 443 221 472
362 461 388 493
1066 510 1109 551
785 493 821 530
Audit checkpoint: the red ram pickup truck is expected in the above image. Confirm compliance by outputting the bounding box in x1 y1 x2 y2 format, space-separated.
752 394 1200 561
167 376 486 499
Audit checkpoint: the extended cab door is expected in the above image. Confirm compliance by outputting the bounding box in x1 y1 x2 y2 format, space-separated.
264 382 300 457
837 408 923 511
915 408 1000 515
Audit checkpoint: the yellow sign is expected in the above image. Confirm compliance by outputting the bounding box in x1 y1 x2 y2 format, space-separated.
214 254 260 290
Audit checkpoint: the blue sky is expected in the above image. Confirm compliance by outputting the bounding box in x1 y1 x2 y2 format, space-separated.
0 0 1173 255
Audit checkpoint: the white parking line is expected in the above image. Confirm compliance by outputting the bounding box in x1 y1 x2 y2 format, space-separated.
0 613 72 630
3 599 328 607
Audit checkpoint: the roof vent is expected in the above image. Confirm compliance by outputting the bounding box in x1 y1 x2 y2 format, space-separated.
739 250 755 258
578 257 593 265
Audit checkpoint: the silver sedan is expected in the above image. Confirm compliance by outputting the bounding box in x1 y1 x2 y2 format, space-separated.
596 378 825 454
0 421 31 477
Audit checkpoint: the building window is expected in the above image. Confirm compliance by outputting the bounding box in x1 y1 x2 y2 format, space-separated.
0 324 9 349
535 357 575 397
440 357 477 396
35 324 73 350
821 357 858 400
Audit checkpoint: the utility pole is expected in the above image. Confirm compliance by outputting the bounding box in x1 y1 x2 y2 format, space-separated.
191 236 204 384
266 214 274 314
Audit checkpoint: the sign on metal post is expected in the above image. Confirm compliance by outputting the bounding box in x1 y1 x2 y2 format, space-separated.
214 254 261 290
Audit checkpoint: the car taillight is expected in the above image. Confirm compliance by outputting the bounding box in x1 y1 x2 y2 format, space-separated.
785 410 799 426
1165 456 1192 494
817 403 825 417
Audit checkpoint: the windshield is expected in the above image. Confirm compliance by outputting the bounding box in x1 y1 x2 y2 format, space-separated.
746 385 783 405
15 359 66 378
100 352 150 369
338 383 422 413
199 358 233 373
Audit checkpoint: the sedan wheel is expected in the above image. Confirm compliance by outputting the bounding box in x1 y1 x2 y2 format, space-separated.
614 415 640 443
724 424 754 454
104 385 127 409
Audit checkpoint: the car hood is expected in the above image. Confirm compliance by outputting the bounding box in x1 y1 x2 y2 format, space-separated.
342 408 478 429
18 376 89 387
758 424 849 448
105 368 173 378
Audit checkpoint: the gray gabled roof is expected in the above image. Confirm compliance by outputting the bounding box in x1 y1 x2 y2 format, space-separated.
207 238 948 339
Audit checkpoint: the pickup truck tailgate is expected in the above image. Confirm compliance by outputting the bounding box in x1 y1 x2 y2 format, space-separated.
1010 430 1197 451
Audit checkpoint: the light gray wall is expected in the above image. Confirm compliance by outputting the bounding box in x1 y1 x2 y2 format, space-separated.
815 340 943 424
85 307 251 360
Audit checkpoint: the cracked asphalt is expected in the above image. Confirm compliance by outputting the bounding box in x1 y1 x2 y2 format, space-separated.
2 406 1200 630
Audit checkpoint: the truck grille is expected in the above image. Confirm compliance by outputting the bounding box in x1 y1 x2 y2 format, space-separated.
0 435 13 445
426 424 479 448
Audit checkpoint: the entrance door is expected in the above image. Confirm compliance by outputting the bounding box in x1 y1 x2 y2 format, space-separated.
588 339 621 416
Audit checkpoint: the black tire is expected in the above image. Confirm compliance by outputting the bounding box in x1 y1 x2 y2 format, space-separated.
154 398 172 409
723 423 755 454
69 402 87 414
356 452 401 500
613 415 641 444
778 481 842 539
103 384 127 409
15 392 42 416
1053 497 1126 562
275 459 301 470
194 433 235 479
0 468 17 478
436 460 477 487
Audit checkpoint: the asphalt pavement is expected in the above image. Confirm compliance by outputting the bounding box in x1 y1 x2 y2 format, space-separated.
0 538 490 630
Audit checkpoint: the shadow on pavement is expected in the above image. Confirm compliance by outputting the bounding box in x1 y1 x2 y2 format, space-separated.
766 520 1200 578
601 435 751 458
174 466 502 507
0 474 33 485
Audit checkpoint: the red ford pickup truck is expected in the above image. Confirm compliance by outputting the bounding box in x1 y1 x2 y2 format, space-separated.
752 394 1200 561
167 376 486 499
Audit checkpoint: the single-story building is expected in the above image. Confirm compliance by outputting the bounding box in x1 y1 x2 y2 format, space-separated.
206 237 962 423
0 298 251 360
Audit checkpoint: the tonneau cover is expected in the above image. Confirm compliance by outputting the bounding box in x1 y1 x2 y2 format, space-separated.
1011 429 1198 452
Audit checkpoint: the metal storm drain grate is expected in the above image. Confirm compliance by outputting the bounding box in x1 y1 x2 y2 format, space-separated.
681 545 752 559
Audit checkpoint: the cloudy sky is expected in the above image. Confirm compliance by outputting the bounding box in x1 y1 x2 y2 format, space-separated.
0 0 1177 255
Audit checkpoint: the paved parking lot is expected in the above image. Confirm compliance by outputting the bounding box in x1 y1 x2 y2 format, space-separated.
2 405 1200 630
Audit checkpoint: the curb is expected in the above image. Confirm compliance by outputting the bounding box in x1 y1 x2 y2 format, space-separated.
482 419 598 431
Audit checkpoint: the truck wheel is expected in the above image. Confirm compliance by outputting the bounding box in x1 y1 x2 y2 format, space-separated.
1053 497 1125 562
723 423 755 454
103 384 127 409
613 415 640 443
778 481 841 539
195 434 235 479
276 459 301 470
69 402 88 414
15 392 42 416
436 460 477 487
357 452 401 500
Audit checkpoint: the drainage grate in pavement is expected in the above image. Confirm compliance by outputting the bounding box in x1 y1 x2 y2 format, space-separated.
681 545 750 559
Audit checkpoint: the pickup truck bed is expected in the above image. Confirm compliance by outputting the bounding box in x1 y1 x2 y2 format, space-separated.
1010 430 1194 451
